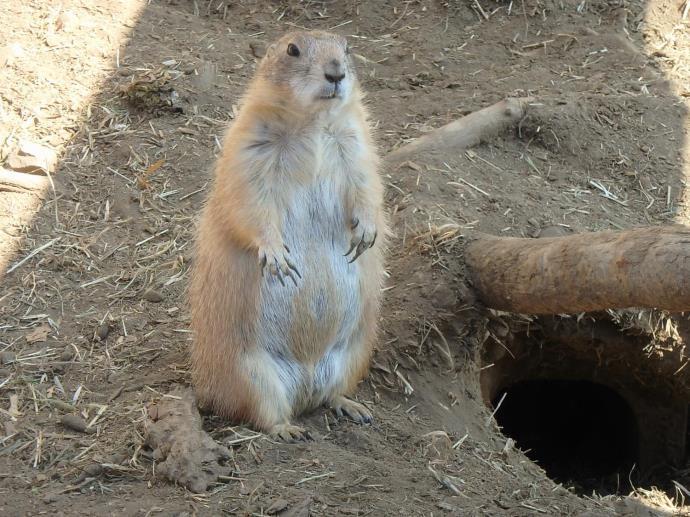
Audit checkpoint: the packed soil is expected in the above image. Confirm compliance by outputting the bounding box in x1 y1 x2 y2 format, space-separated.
1 0 690 515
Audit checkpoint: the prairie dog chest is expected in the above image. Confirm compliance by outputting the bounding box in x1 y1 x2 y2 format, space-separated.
318 120 363 175
282 120 363 237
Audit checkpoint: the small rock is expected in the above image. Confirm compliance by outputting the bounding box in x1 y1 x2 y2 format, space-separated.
0 43 23 68
266 499 289 515
94 322 110 341
76 462 103 482
59 346 75 362
47 398 77 413
5 141 57 174
4 421 17 437
142 288 164 303
60 414 94 434
430 283 456 309
55 10 78 32
249 42 266 58
0 351 16 365
147 403 159 421
283 496 311 517
421 430 453 461
537 225 570 238
43 493 59 504
25 324 50 344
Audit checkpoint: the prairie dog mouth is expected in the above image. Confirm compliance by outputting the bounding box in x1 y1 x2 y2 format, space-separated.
319 83 342 100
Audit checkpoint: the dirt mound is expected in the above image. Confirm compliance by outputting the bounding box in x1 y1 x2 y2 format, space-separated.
1 0 689 515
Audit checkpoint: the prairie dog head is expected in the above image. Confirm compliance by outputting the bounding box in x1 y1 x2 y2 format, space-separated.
258 31 355 110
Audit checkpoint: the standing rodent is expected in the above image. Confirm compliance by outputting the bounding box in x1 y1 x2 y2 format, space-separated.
189 31 387 441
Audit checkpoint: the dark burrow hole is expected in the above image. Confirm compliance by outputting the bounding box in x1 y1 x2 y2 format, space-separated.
492 379 639 494
480 317 690 497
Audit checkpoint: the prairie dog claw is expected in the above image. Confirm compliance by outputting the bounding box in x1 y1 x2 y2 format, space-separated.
344 215 376 263
259 244 301 285
331 396 373 424
269 423 312 442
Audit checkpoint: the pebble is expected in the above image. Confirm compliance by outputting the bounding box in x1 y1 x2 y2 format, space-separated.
142 288 164 303
59 346 75 362
249 42 266 58
76 463 103 482
5 140 57 174
94 322 110 341
0 351 16 365
266 499 289 515
60 414 94 434
43 493 59 504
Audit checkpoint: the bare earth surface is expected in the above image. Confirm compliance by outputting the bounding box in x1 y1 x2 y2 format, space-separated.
1 0 690 515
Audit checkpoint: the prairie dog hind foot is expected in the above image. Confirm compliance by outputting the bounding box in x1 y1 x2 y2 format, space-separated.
269 423 313 442
331 396 373 424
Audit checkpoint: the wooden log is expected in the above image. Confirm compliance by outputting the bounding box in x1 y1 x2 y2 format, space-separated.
465 226 690 314
0 168 49 193
384 97 531 164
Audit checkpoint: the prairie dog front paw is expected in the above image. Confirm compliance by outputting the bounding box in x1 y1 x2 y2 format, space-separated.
258 242 301 285
344 213 377 263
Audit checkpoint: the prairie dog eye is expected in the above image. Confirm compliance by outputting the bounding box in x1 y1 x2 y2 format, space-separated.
287 43 300 57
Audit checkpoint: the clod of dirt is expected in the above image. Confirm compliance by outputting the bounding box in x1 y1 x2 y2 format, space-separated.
5 141 57 174
142 288 164 303
266 498 289 515
249 42 266 58
75 463 103 483
94 322 110 341
59 346 74 362
25 324 50 344
0 43 24 68
536 225 571 238
143 388 231 493
118 69 183 113
60 414 94 434
421 431 454 461
42 493 59 504
0 351 16 365
282 496 312 517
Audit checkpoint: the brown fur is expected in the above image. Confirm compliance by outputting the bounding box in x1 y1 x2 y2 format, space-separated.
189 31 386 438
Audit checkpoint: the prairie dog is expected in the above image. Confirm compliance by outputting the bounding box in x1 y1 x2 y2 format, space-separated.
189 31 386 440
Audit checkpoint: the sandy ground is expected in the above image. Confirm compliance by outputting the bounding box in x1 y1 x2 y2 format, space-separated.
1 0 690 515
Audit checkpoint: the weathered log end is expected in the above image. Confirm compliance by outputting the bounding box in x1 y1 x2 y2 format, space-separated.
465 226 690 314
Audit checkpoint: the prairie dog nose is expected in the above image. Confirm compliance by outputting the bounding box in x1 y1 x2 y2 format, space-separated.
324 59 345 83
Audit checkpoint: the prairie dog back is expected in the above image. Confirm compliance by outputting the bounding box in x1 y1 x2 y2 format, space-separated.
189 31 386 440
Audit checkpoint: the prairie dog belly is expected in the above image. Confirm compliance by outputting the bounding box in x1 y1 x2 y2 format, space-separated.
254 178 361 407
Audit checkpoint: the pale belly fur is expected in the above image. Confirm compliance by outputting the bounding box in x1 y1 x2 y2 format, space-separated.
252 176 363 411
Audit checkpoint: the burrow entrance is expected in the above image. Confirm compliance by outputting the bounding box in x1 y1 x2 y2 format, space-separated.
492 379 638 494
480 315 689 495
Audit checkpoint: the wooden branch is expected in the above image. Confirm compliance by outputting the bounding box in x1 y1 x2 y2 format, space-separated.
0 168 49 193
385 97 531 164
465 226 690 314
